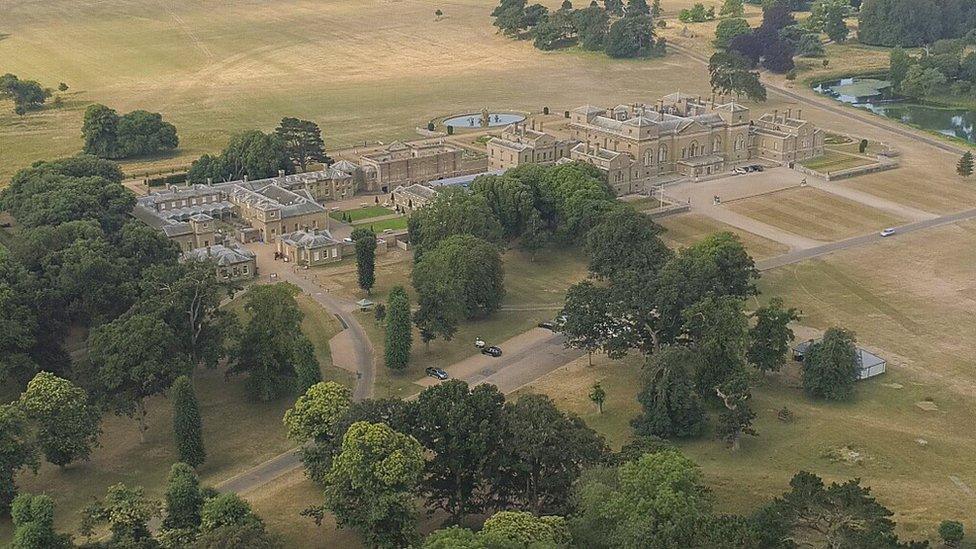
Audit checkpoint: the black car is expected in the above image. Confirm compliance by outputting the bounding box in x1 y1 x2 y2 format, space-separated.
425 367 449 380
538 321 556 331
481 345 503 357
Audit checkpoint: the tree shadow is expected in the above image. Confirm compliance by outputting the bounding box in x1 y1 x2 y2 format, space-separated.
0 33 10 42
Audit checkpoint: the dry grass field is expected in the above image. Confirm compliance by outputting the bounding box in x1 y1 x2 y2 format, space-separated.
0 0 794 181
517 219 976 541
725 186 904 241
657 212 790 259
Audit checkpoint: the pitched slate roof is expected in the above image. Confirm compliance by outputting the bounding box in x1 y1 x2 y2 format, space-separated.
182 244 255 266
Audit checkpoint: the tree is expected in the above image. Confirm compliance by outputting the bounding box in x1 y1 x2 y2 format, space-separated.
81 483 161 544
191 520 281 549
957 151 973 177
284 381 351 479
115 109 179 158
795 33 826 56
626 0 650 15
679 3 716 22
0 404 38 515
802 327 859 400
187 130 291 183
714 17 752 48
0 74 51 115
584 206 671 282
900 65 948 99
10 493 72 549
858 0 959 47
385 285 412 371
81 104 120 158
228 284 319 400
762 471 913 548
823 3 848 42
939 520 965 548
435 8 444 19
560 281 625 365
714 371 757 451
162 462 204 532
412 234 505 319
275 117 330 172
708 51 767 102
605 15 662 58
496 394 608 514
570 450 711 548
172 376 206 468
720 0 744 16
323 421 425 548
632 346 707 439
589 382 606 413
82 105 178 159
480 511 572 547
747 297 800 374
19 371 100 468
411 258 464 350
407 187 503 259
85 312 189 441
352 228 377 295
605 0 624 15
682 296 750 395
889 47 915 90
410 380 506 522
139 259 236 369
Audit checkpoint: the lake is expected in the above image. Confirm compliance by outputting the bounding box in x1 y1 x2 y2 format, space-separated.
814 77 976 144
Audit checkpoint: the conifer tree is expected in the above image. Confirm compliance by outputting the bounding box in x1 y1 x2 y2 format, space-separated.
171 376 206 468
957 151 973 177
385 286 412 370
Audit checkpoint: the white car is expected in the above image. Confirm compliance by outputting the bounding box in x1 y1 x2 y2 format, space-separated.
880 228 896 237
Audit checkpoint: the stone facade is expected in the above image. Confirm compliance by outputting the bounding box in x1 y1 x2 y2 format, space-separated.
359 141 464 193
277 229 343 266
486 120 576 171
750 109 824 164
391 183 439 213
134 177 330 249
494 93 823 195
182 244 257 282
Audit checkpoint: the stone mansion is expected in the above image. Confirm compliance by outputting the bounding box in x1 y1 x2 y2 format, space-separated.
488 93 824 195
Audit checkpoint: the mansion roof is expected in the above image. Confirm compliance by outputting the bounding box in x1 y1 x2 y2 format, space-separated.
279 229 340 249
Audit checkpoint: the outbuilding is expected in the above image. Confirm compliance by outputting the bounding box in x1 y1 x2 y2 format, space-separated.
792 339 886 380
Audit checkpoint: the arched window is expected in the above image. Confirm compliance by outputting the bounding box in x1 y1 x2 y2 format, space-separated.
658 144 668 162
713 136 722 152
689 141 700 157
734 135 745 151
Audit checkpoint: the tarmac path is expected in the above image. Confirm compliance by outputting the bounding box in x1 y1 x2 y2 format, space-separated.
756 207 976 271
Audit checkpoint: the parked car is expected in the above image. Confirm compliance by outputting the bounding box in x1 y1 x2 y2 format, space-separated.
425 367 449 380
733 167 748 175
482 345 503 357
538 321 557 331
343 237 353 243
880 227 896 237
474 338 486 349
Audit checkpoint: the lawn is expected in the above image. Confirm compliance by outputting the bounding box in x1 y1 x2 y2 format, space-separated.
800 149 877 173
353 216 409 232
330 205 394 222
725 186 904 241
0 284 348 542
517 218 976 542
656 212 790 259
0 0 763 182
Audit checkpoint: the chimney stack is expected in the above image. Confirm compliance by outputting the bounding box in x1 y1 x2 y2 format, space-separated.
278 169 285 178
243 174 248 182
